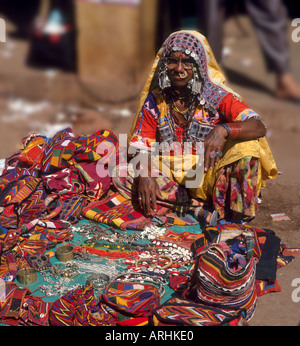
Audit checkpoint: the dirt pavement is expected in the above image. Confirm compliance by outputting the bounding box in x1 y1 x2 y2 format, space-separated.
0 15 299 326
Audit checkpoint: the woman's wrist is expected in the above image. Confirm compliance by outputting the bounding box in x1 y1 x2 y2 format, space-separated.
218 123 230 139
219 123 241 140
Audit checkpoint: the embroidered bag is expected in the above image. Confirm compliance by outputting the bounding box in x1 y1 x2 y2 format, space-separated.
49 284 115 326
101 280 160 319
0 282 50 326
0 175 46 228
184 228 257 321
151 297 248 326
59 194 88 224
193 223 300 297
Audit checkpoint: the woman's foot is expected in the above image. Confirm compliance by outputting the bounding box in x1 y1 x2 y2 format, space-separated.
276 73 300 102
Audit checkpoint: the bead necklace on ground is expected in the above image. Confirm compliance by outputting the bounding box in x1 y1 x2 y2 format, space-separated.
69 223 196 279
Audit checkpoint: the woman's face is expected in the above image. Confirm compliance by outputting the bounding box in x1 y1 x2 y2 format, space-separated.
166 51 194 89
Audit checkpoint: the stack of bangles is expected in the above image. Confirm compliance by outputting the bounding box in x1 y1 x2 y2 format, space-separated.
220 122 241 139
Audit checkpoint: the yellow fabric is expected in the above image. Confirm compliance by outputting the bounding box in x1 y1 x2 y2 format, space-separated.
152 137 277 203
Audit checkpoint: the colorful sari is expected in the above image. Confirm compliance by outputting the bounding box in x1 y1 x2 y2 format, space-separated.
121 30 278 220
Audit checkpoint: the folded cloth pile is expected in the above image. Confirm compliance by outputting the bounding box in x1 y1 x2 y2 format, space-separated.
0 128 118 280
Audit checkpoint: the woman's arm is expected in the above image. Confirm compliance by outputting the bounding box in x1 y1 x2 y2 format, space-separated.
204 118 266 172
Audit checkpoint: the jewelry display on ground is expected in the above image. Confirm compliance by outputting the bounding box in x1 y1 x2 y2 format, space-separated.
112 272 166 297
41 278 81 297
32 222 198 304
85 273 110 297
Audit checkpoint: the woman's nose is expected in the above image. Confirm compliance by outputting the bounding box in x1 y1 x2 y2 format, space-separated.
175 59 185 72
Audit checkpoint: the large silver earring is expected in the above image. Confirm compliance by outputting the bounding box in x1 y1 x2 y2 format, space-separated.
158 65 171 90
187 71 202 96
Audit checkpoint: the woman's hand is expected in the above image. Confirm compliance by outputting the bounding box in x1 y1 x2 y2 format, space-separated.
203 118 266 172
204 125 227 172
136 176 164 216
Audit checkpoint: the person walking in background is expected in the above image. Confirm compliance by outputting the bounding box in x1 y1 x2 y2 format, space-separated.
196 0 300 102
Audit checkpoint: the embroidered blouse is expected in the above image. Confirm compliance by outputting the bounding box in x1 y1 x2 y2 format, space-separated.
129 89 259 152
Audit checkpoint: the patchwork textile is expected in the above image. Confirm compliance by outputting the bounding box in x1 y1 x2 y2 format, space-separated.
19 295 51 326
3 127 117 201
0 127 118 250
82 191 197 231
0 175 46 228
151 297 248 326
59 194 88 224
42 168 86 199
0 282 51 326
49 284 115 326
102 280 160 318
41 128 119 174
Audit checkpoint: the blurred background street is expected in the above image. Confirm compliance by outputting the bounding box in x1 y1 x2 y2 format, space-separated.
0 0 300 325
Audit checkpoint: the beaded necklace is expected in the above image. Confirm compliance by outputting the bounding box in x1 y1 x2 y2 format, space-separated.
172 103 188 117
167 101 196 144
170 89 192 119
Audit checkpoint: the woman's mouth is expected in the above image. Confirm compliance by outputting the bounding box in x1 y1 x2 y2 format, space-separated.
179 71 188 79
173 71 188 81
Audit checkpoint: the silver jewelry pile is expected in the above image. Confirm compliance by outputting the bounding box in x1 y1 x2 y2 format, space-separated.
38 222 194 299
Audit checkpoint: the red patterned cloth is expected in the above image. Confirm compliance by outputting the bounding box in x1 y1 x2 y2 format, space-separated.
82 190 197 230
49 284 115 326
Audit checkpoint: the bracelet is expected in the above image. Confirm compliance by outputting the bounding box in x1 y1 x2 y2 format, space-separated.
228 122 241 139
113 272 165 296
220 123 241 139
55 244 74 262
219 123 230 138
17 268 37 285
86 273 110 291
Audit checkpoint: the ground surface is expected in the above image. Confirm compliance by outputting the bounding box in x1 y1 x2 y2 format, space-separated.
0 15 299 325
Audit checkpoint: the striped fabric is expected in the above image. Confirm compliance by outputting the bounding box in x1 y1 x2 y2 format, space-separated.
186 228 257 321
0 175 45 228
102 281 160 318
196 242 257 321
151 297 248 326
49 284 115 326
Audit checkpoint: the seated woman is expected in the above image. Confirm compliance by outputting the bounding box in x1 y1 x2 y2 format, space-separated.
117 30 277 226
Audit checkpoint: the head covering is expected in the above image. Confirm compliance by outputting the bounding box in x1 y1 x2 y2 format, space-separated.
129 30 241 142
